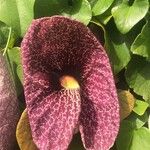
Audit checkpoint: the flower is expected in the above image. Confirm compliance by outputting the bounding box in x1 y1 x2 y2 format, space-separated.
21 16 120 150
0 54 20 149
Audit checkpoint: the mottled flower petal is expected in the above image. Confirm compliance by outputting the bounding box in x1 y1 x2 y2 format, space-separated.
0 54 20 150
79 48 120 150
21 16 119 150
27 87 81 149
20 58 81 148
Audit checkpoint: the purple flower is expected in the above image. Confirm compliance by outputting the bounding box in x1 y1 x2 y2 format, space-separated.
0 54 20 149
21 16 120 150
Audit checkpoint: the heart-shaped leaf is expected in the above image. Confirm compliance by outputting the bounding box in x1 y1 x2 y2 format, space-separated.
133 100 149 116
131 21 150 59
126 56 150 104
0 0 35 36
118 90 135 120
34 0 92 25
92 0 115 16
16 109 37 150
112 0 149 34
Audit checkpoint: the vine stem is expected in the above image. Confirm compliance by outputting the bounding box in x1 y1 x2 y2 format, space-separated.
3 27 12 56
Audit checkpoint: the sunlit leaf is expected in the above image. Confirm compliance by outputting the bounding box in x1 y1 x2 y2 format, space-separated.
112 0 149 34
93 0 124 25
133 100 149 116
130 127 150 150
92 0 114 16
118 90 135 120
131 21 150 59
0 0 35 36
16 109 37 150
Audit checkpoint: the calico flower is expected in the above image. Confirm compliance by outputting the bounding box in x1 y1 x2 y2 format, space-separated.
0 54 20 149
21 16 120 150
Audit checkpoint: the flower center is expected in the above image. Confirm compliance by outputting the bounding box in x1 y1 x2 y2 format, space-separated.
59 75 80 89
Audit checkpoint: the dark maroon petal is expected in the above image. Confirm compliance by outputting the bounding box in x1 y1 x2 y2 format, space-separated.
21 16 119 150
79 49 120 149
22 39 81 148
0 54 20 150
27 87 81 149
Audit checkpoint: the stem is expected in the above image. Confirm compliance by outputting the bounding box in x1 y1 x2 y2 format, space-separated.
3 27 12 56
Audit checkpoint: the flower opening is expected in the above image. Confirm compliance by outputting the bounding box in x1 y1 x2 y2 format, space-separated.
60 75 80 89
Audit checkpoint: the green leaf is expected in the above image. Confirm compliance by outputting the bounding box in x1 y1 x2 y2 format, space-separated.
0 21 15 50
124 19 146 48
116 120 134 150
34 0 92 25
106 41 131 74
130 127 150 150
117 120 150 150
95 13 112 25
7 47 23 96
105 21 131 74
0 0 35 36
93 0 124 25
34 0 68 18
131 21 150 59
126 56 150 103
127 112 148 129
0 21 9 49
133 100 149 116
92 0 114 16
112 0 149 34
